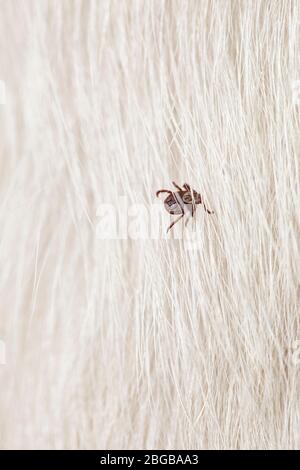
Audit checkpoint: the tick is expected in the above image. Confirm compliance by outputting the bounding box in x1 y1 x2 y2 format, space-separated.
156 181 214 232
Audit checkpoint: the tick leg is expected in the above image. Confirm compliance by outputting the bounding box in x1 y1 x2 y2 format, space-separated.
185 205 196 226
183 183 191 191
156 189 172 198
185 213 191 226
167 213 184 232
203 203 214 214
172 181 183 191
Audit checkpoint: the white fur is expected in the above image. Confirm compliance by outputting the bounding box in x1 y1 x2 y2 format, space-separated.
0 0 299 449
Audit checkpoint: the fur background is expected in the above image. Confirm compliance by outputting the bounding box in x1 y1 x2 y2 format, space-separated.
0 0 299 449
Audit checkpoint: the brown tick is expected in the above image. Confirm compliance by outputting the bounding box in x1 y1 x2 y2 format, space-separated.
156 181 214 232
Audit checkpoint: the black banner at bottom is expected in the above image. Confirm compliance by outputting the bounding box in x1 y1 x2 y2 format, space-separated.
0 450 295 466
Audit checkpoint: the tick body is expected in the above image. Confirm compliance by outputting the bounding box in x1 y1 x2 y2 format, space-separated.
156 181 213 232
